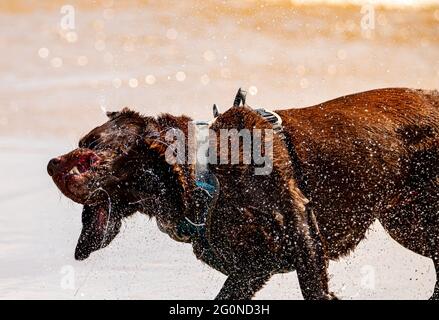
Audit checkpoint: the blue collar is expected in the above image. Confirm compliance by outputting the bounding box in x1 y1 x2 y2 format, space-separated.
176 175 226 273
176 175 218 239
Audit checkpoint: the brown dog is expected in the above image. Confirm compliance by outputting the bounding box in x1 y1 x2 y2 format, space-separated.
47 88 439 299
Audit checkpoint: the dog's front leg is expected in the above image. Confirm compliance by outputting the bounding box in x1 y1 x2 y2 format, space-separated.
293 206 336 300
215 272 271 300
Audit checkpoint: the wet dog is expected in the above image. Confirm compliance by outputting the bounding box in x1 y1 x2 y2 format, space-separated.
48 88 439 299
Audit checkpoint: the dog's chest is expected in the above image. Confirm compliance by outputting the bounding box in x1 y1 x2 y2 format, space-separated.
196 204 296 274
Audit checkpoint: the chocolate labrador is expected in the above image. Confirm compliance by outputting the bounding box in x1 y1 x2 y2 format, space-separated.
48 88 439 299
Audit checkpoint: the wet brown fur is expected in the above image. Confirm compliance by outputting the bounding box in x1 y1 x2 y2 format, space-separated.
276 88 439 259
48 88 439 299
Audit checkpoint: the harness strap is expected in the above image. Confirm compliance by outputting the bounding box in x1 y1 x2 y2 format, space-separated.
254 108 310 199
181 107 309 239
176 101 309 273
254 108 283 134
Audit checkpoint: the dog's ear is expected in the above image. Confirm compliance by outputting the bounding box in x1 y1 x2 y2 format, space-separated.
106 107 132 120
106 111 120 119
213 104 220 117
233 88 247 107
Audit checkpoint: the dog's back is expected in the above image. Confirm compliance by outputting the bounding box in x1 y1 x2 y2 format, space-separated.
277 88 439 258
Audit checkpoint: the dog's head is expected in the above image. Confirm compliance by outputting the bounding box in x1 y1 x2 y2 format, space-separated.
48 108 194 260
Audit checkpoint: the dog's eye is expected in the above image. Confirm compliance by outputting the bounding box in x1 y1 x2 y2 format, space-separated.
87 140 100 149
79 137 100 149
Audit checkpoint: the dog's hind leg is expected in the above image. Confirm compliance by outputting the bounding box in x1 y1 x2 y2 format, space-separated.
379 181 439 299
424 186 439 300
215 272 271 300
427 225 439 300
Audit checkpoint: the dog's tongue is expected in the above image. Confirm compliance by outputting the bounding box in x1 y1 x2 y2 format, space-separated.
77 153 99 173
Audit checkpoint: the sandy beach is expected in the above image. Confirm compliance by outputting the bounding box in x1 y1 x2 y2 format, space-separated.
1 0 439 299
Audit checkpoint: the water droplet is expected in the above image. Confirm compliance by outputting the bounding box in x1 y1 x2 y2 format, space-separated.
51 57 63 68
249 86 258 95
145 74 156 85
176 71 186 82
38 47 49 59
65 31 78 43
203 50 216 62
77 56 88 66
166 28 178 40
128 78 138 88
112 78 122 88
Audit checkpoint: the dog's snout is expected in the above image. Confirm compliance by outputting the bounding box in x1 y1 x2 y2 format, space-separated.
47 158 61 176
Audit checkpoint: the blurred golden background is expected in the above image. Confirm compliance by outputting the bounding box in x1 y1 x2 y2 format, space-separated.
1 0 438 143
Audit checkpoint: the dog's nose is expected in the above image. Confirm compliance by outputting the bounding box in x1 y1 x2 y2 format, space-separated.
47 158 61 176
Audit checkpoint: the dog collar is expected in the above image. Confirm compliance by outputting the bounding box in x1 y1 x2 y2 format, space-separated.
176 168 225 273
177 107 284 237
177 120 219 239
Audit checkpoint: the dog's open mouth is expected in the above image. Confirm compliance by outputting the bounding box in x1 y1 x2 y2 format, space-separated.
48 150 102 204
63 153 99 180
